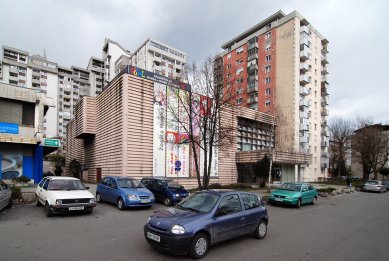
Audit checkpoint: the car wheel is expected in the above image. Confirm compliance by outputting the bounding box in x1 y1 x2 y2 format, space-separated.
96 193 103 203
36 198 42 207
311 196 317 205
163 197 171 206
189 233 209 259
6 197 13 208
253 220 268 239
45 202 53 217
296 198 301 208
117 198 125 210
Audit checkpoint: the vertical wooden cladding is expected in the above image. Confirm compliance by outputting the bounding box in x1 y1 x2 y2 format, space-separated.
65 120 84 176
125 75 154 179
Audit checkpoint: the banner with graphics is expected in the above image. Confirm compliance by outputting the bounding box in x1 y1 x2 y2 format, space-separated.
152 83 166 177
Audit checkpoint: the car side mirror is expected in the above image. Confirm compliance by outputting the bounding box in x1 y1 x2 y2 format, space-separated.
215 207 228 217
180 185 184 189
85 186 90 190
302 188 307 192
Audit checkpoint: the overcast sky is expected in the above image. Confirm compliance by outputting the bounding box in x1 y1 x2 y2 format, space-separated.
1 0 388 123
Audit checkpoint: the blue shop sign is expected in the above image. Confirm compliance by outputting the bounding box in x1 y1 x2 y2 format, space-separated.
0 122 19 134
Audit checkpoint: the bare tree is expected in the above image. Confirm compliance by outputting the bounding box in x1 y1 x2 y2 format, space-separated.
328 117 354 178
352 118 389 180
167 56 237 189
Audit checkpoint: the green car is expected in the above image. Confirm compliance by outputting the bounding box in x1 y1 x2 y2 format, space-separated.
268 182 318 208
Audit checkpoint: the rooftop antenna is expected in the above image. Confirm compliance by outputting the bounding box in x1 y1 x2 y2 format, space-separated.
43 49 47 58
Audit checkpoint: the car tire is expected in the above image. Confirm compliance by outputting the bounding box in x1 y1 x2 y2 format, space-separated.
36 198 42 207
6 197 13 208
253 219 268 239
96 193 103 203
189 233 209 259
117 198 125 210
45 202 53 217
163 197 171 206
311 196 317 205
296 198 301 208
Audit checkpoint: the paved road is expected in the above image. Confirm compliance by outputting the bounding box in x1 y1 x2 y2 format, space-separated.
1 191 388 261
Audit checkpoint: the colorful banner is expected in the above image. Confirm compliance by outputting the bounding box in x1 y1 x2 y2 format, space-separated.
152 82 166 177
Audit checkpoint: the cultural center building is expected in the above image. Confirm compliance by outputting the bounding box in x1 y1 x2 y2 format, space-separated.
65 65 311 187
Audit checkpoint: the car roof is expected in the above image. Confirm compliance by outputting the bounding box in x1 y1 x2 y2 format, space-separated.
47 176 79 181
198 189 253 196
141 177 172 180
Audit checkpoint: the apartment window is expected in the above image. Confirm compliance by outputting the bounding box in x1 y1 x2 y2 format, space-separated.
265 55 271 62
265 77 271 84
236 68 243 74
236 97 243 104
236 78 244 84
265 44 271 51
227 64 231 70
265 99 271 107
227 73 232 78
236 59 243 65
265 66 271 73
266 23 272 30
236 47 244 55
265 32 272 40
265 88 271 95
236 88 243 94
227 53 231 59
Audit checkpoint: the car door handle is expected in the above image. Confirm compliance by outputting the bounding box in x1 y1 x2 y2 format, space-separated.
241 217 245 220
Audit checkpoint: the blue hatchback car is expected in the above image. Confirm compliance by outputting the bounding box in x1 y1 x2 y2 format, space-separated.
96 176 155 210
141 177 189 206
144 190 268 259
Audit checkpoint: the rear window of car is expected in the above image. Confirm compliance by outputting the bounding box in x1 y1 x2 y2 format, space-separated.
366 181 379 185
241 194 260 210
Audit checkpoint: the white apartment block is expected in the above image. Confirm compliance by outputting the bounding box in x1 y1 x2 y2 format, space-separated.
114 38 186 80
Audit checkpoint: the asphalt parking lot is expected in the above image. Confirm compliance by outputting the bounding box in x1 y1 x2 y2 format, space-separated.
1 190 388 261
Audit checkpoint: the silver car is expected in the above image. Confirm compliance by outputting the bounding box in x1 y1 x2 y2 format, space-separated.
362 180 387 193
0 179 13 211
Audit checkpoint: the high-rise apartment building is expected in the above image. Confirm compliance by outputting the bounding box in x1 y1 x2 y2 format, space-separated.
1 38 186 153
220 10 329 181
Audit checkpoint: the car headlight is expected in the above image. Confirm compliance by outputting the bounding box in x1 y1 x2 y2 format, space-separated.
285 196 293 199
188 192 191 196
89 198 96 203
146 217 151 224
171 225 185 234
128 195 138 200
55 199 62 205
174 193 179 198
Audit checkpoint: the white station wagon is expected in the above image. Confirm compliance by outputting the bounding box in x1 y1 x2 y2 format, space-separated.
36 176 96 217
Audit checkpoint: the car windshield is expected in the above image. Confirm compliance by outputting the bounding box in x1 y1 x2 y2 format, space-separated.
48 179 86 191
159 180 181 188
117 179 145 188
176 193 220 213
365 181 379 185
279 183 302 192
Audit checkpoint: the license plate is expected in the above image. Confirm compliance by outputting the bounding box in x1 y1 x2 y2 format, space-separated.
275 198 283 202
141 199 151 204
147 232 160 242
69 206 84 211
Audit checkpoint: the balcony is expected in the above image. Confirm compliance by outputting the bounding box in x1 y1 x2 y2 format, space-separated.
299 110 309 119
322 44 329 54
300 37 310 47
300 49 310 61
248 42 258 50
321 96 329 105
300 123 309 131
9 67 18 74
299 134 309 143
321 54 329 64
300 63 310 72
248 63 258 71
248 75 258 82
248 52 258 61
247 84 258 94
321 152 329 158
300 86 310 96
322 65 328 75
300 25 310 35
247 97 258 104
299 99 310 107
299 75 311 85
321 75 328 83
321 109 329 116
9 75 18 82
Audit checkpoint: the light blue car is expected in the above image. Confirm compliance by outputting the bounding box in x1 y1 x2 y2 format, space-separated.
96 176 155 210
